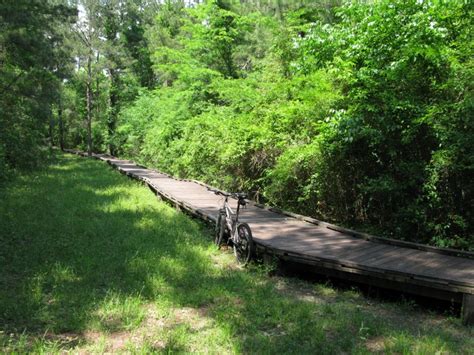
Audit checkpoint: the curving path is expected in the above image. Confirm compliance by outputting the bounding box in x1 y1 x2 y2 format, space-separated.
64 149 474 324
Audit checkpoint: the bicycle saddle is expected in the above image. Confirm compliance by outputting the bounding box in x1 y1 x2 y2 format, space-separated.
234 193 247 206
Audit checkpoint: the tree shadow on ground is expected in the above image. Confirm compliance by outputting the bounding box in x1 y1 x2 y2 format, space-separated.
0 154 472 353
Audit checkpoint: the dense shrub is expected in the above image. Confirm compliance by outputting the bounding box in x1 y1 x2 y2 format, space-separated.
295 0 473 247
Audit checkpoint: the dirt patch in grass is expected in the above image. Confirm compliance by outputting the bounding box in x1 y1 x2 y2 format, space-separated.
210 249 241 271
140 303 211 332
365 336 386 352
173 306 211 331
80 304 213 352
106 331 139 352
274 277 332 304
42 330 133 352
142 305 167 330
43 332 84 349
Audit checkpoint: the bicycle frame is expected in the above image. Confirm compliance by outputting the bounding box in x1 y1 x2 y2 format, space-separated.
220 195 244 241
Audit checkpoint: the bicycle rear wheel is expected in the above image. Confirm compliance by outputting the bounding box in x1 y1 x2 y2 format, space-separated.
233 222 254 265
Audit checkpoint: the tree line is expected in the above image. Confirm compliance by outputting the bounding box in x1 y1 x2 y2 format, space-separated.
0 0 472 250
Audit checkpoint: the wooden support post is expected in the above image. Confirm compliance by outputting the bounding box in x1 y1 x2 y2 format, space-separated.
262 252 282 275
462 293 474 325
262 253 274 265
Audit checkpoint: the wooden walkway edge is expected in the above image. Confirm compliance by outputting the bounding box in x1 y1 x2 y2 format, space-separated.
63 149 474 325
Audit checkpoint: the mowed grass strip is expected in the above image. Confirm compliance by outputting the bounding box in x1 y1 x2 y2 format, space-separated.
0 153 472 353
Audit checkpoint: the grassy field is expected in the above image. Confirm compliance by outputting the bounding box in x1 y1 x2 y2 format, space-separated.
0 153 472 353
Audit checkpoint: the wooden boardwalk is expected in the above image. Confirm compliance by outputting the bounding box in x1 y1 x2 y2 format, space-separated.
65 150 474 324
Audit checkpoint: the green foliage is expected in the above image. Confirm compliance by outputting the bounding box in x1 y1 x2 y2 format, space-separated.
116 64 339 196
4 0 471 249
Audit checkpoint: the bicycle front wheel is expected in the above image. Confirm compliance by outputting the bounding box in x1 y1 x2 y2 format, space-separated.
233 222 254 265
215 211 226 247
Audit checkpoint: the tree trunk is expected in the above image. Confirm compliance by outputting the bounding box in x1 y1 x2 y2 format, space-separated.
58 95 64 151
86 50 93 156
108 68 118 156
49 117 54 147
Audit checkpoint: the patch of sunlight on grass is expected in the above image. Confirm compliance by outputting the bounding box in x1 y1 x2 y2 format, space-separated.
92 293 146 332
50 263 81 283
155 320 234 354
82 335 107 353
314 282 337 297
340 287 363 301
1 331 72 354
412 336 449 354
381 332 458 354
133 215 158 230
385 332 414 353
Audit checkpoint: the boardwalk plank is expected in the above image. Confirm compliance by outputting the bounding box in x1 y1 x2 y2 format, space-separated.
336 244 393 263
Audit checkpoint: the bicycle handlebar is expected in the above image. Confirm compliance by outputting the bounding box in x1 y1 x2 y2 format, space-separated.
208 188 247 202
208 188 230 197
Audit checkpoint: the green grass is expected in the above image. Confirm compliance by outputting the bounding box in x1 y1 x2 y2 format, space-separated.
0 153 472 353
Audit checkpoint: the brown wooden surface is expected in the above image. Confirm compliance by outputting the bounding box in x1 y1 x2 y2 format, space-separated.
65 150 474 297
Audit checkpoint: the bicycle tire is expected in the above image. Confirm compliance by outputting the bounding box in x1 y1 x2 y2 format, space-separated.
215 212 226 247
233 222 254 265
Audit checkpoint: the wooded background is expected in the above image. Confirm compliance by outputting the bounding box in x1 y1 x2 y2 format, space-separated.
1 0 472 250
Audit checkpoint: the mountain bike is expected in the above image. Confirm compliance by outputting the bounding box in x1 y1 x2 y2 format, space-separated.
209 189 255 265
